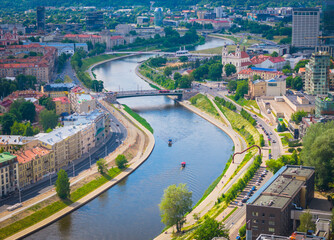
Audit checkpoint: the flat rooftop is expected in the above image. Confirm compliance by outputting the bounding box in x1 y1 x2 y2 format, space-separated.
0 152 16 164
248 165 315 209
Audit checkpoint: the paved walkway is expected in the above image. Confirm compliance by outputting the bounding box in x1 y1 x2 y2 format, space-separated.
6 101 155 240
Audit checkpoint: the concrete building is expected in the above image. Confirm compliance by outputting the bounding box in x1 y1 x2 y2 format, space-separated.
238 67 283 80
70 93 96 114
86 11 104 31
0 153 19 197
154 8 164 26
37 125 84 170
305 51 331 95
299 115 334 138
0 43 57 83
222 44 252 75
251 55 286 70
15 146 55 188
247 44 290 56
214 7 224 18
0 136 37 154
246 165 315 239
137 16 150 25
292 8 320 47
315 92 334 116
36 6 45 33
53 96 71 116
248 77 286 99
26 42 88 56
42 83 76 98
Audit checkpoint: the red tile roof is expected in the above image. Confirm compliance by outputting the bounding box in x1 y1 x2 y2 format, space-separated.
0 99 13 108
64 34 101 39
251 55 270 64
15 146 50 164
53 96 70 104
268 56 285 63
110 36 123 40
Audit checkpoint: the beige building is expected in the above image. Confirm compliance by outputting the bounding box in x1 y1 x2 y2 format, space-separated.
248 77 286 99
53 96 71 116
222 44 252 75
37 125 84 170
15 146 55 188
0 136 37 154
238 67 284 80
70 93 96 114
0 153 19 197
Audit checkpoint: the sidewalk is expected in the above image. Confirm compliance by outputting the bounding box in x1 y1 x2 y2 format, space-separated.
4 101 155 240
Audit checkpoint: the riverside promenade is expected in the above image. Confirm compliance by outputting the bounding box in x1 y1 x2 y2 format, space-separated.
6 100 155 240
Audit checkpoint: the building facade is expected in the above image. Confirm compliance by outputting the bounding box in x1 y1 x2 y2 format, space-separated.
70 93 96 114
292 8 320 47
0 153 19 197
0 27 19 46
238 67 283 80
53 96 71 116
154 8 164 26
86 11 104 31
222 44 252 75
36 6 45 32
304 51 331 95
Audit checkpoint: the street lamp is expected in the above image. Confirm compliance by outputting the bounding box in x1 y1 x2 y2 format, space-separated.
89 150 92 168
71 161 75 177
18 188 22 203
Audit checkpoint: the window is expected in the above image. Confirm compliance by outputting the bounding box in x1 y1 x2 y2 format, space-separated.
269 213 275 218
262 213 265 217
268 227 275 232
252 212 259 217
253 219 259 224
262 220 265 224
269 221 275 226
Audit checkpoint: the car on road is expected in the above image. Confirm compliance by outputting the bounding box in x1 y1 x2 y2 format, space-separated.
270 132 273 135
269 153 272 159
251 186 256 191
272 140 276 143
255 181 260 186
238 201 243 206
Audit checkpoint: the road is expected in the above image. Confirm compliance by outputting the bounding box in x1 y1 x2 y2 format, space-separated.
0 104 127 212
194 83 281 159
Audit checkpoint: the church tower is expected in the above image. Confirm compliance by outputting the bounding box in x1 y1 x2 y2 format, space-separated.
236 44 241 58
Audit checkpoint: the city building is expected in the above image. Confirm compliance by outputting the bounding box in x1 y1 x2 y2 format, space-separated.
292 8 320 47
283 54 306 69
70 93 96 114
0 26 19 46
299 115 334 138
53 97 71 116
25 42 88 56
214 7 224 18
162 19 179 27
137 16 150 25
248 77 286 99
41 83 76 98
86 11 104 31
188 19 231 30
63 33 124 50
247 44 290 56
322 0 334 46
304 51 331 95
251 55 286 70
15 146 55 188
222 44 252 75
37 125 85 170
0 136 37 154
0 99 13 113
0 153 19 197
154 8 164 26
246 165 315 239
238 67 283 80
256 232 326 240
0 43 57 83
36 6 46 33
0 24 25 35
315 92 334 116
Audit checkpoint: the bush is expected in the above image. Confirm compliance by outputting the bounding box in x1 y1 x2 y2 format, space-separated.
214 96 236 111
297 147 302 152
240 108 256 126
288 148 295 153
260 134 265 147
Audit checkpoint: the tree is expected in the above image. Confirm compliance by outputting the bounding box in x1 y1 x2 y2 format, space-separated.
1 113 16 134
173 72 182 81
224 64 236 77
164 67 172 77
227 80 237 92
298 210 316 232
179 56 188 62
208 63 223 80
301 122 334 190
235 80 248 101
56 169 70 199
97 158 108 174
39 109 58 131
19 101 36 122
39 96 56 111
159 183 192 232
194 217 229 240
291 110 308 124
115 154 128 169
292 76 303 91
294 59 310 73
271 51 278 57
10 121 25 135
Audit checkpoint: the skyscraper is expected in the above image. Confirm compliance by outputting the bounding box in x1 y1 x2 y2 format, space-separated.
86 11 104 31
214 7 223 18
154 8 163 26
36 6 45 32
292 8 320 47
322 0 334 44
305 51 331 95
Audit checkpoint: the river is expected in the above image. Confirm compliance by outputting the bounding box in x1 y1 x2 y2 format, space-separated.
27 38 233 240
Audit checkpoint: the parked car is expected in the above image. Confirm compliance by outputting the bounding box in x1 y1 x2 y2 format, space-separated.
272 140 276 143
251 186 256 191
242 198 248 203
238 201 243 206
255 181 260 186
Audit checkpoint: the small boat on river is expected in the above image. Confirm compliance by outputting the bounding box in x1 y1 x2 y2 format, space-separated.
168 139 172 147
181 162 186 168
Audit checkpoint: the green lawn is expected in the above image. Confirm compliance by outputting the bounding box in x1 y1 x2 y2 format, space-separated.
228 96 260 110
123 104 154 133
0 167 122 239
81 54 124 72
279 132 293 147
190 94 219 118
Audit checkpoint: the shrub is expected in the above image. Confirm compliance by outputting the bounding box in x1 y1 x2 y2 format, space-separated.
288 148 295 153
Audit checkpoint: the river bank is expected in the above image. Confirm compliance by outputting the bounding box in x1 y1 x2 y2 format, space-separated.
3 101 155 240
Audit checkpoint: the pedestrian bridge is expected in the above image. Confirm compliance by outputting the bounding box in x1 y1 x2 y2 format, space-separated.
104 90 188 103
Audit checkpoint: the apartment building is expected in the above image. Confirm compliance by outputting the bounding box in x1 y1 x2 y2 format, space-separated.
0 153 19 197
0 136 37 154
238 67 283 80
53 96 71 116
69 93 96 114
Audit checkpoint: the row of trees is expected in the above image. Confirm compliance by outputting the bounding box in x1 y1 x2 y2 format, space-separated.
71 48 104 92
266 151 301 173
240 108 256 126
57 53 71 73
214 96 237 111
286 76 303 91
228 80 248 101
291 110 308 124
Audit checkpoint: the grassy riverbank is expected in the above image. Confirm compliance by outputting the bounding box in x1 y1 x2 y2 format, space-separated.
81 54 124 72
123 104 154 133
0 167 122 239
189 94 219 118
